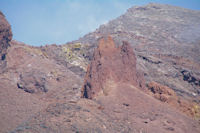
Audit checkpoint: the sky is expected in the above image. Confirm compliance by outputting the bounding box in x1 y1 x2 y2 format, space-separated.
0 0 200 46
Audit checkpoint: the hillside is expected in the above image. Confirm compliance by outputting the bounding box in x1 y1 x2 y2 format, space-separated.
0 3 200 133
75 3 200 102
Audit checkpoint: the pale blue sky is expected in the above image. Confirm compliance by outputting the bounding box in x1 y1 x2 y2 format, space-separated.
0 0 200 46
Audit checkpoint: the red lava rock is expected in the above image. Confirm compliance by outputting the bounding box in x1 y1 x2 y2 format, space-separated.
81 36 145 99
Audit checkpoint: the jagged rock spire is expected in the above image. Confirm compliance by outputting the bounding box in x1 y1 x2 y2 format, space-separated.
82 36 145 99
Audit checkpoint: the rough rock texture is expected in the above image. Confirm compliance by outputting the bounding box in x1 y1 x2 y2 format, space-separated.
147 81 200 119
74 3 200 104
82 36 145 99
147 81 176 102
0 40 83 132
1 3 200 133
11 41 200 133
0 11 12 56
0 11 12 72
12 86 200 133
0 79 47 133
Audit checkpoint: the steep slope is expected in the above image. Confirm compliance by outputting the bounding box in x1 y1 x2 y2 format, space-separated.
0 3 200 133
0 39 85 132
0 40 84 132
0 11 12 57
71 3 200 108
0 11 12 73
0 13 83 132
13 36 200 133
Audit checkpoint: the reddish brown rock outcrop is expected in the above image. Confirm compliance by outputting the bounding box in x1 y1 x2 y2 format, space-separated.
81 36 145 99
147 81 200 119
0 11 12 59
147 81 176 102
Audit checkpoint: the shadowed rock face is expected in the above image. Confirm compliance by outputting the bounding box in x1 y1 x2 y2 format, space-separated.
0 12 12 56
0 11 12 72
82 36 145 99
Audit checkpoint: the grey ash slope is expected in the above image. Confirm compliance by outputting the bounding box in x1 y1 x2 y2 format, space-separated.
73 3 200 102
